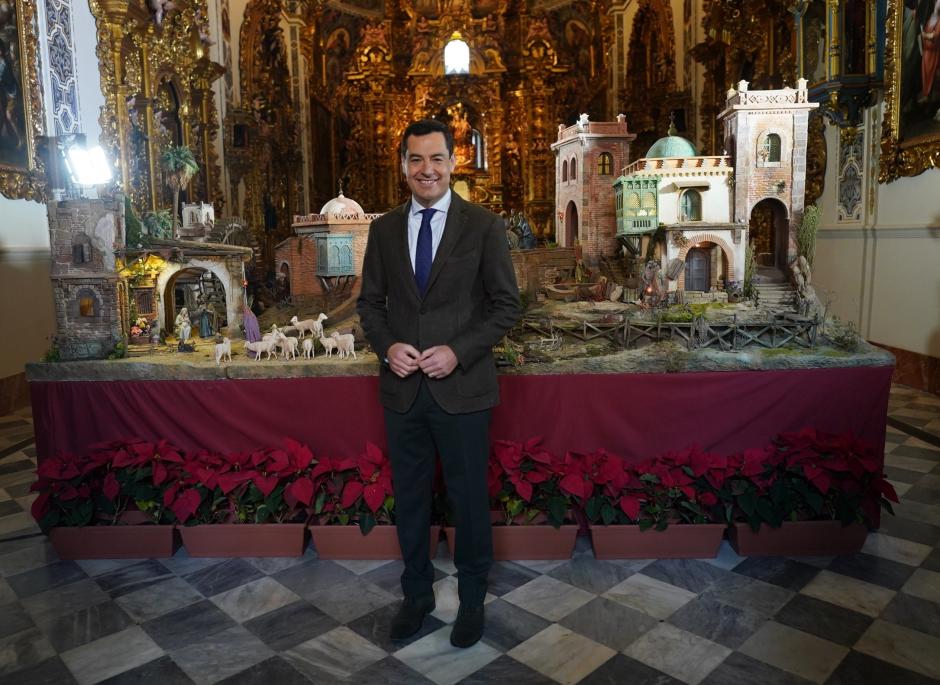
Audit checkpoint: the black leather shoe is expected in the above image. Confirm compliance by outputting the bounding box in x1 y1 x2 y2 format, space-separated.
450 603 484 648
389 594 436 640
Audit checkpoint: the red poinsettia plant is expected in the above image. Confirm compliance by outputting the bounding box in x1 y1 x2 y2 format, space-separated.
310 442 395 534
161 437 322 525
559 446 723 530
489 438 572 527
30 439 175 528
706 428 898 531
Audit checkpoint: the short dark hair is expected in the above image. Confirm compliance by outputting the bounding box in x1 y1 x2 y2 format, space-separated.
400 119 454 159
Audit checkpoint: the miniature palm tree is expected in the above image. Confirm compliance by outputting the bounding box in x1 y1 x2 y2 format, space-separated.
160 145 199 239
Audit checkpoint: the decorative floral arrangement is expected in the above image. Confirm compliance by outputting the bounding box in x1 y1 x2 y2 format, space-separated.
31 430 897 536
559 446 722 530
129 317 152 338
489 438 571 528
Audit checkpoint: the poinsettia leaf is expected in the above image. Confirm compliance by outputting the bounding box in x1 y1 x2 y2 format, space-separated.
287 477 315 507
515 478 533 502
363 484 384 512
341 481 364 509
30 491 51 522
170 488 202 523
217 471 253 495
102 472 120 501
252 474 280 497
364 442 384 465
619 495 641 521
559 473 586 500
153 462 168 486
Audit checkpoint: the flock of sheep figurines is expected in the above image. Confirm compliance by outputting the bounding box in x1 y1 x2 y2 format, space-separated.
213 313 356 365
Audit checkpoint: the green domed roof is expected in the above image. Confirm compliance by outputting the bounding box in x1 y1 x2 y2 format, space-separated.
645 134 698 159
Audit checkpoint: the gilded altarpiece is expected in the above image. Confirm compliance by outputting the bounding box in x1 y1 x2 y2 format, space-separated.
88 0 224 214
313 0 609 239
237 0 304 269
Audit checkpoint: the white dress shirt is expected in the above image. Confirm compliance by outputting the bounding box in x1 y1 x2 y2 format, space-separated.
407 190 452 272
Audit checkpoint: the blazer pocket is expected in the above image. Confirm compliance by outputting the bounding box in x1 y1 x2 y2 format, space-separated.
456 357 497 397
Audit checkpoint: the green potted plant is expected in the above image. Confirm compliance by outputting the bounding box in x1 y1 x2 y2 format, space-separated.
443 438 578 560
562 447 725 559
30 441 177 559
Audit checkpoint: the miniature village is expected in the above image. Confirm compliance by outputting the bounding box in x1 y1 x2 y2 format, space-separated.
35 80 892 380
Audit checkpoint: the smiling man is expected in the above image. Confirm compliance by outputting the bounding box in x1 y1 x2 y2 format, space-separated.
357 119 521 648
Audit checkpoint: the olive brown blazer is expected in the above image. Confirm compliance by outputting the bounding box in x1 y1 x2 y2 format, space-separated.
357 193 521 414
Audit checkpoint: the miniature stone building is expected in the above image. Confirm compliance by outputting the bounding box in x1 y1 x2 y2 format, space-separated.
47 196 127 359
178 202 216 241
719 78 818 270
278 191 382 300
550 113 635 265
597 79 818 295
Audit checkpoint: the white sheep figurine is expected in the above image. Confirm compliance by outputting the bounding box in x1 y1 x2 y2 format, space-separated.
261 324 280 343
301 338 315 359
290 313 328 339
276 332 299 360
331 331 357 360
245 338 279 361
318 334 338 358
214 337 231 365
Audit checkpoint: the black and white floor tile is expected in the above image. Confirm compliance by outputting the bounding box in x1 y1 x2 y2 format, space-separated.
1 386 939 684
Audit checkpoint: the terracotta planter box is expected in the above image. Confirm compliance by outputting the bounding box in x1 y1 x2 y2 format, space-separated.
49 525 177 560
728 520 868 557
590 523 725 560
309 525 441 560
445 524 578 560
179 523 306 557
128 335 150 345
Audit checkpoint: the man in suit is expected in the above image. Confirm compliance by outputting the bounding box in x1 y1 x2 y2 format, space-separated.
357 119 520 647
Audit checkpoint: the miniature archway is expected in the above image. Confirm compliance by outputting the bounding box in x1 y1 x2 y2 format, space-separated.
676 233 736 292
565 200 579 246
749 198 789 270
156 258 241 339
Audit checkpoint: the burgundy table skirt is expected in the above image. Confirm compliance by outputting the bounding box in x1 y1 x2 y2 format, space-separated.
30 366 893 462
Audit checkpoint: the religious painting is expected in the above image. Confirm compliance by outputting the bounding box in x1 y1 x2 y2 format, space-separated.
564 19 594 77
881 0 940 181
325 28 351 86
0 0 43 201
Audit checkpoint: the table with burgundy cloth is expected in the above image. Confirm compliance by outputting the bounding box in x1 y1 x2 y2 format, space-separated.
28 364 894 462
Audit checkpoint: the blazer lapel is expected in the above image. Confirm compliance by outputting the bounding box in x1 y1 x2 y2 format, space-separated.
392 202 420 301
424 193 466 296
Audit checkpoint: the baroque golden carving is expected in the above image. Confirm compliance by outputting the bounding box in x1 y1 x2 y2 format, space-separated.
879 0 940 182
805 110 827 206
0 0 45 202
89 0 224 213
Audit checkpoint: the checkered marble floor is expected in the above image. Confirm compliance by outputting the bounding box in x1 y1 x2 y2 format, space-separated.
1 387 940 685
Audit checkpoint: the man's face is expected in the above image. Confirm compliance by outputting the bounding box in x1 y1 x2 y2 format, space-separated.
402 132 456 208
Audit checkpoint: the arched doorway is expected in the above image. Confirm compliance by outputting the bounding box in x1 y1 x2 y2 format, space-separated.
749 198 789 270
277 262 291 303
686 248 710 291
565 201 579 246
164 268 228 339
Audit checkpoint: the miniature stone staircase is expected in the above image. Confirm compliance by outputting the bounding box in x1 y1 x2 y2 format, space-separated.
754 282 797 308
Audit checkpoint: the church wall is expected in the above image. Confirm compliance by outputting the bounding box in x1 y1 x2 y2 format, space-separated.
0 0 111 404
814 118 940 365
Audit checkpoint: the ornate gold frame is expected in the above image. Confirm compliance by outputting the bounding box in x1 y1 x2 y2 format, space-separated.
880 0 940 182
0 0 44 201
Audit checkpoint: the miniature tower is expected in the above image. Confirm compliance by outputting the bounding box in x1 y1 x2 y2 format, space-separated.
718 78 818 269
551 113 636 266
47 196 127 359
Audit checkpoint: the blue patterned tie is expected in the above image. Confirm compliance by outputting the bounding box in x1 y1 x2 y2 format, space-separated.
414 207 435 295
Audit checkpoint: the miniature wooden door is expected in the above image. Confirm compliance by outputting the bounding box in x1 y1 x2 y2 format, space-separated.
686 248 710 292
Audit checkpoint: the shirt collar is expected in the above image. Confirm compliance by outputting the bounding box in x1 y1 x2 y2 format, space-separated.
410 189 452 217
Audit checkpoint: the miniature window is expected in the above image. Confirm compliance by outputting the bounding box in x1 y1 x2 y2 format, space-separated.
598 152 613 176
79 296 95 317
72 236 91 264
444 39 470 75
680 189 702 221
626 192 640 213
562 159 568 182
570 158 577 180
762 133 781 163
